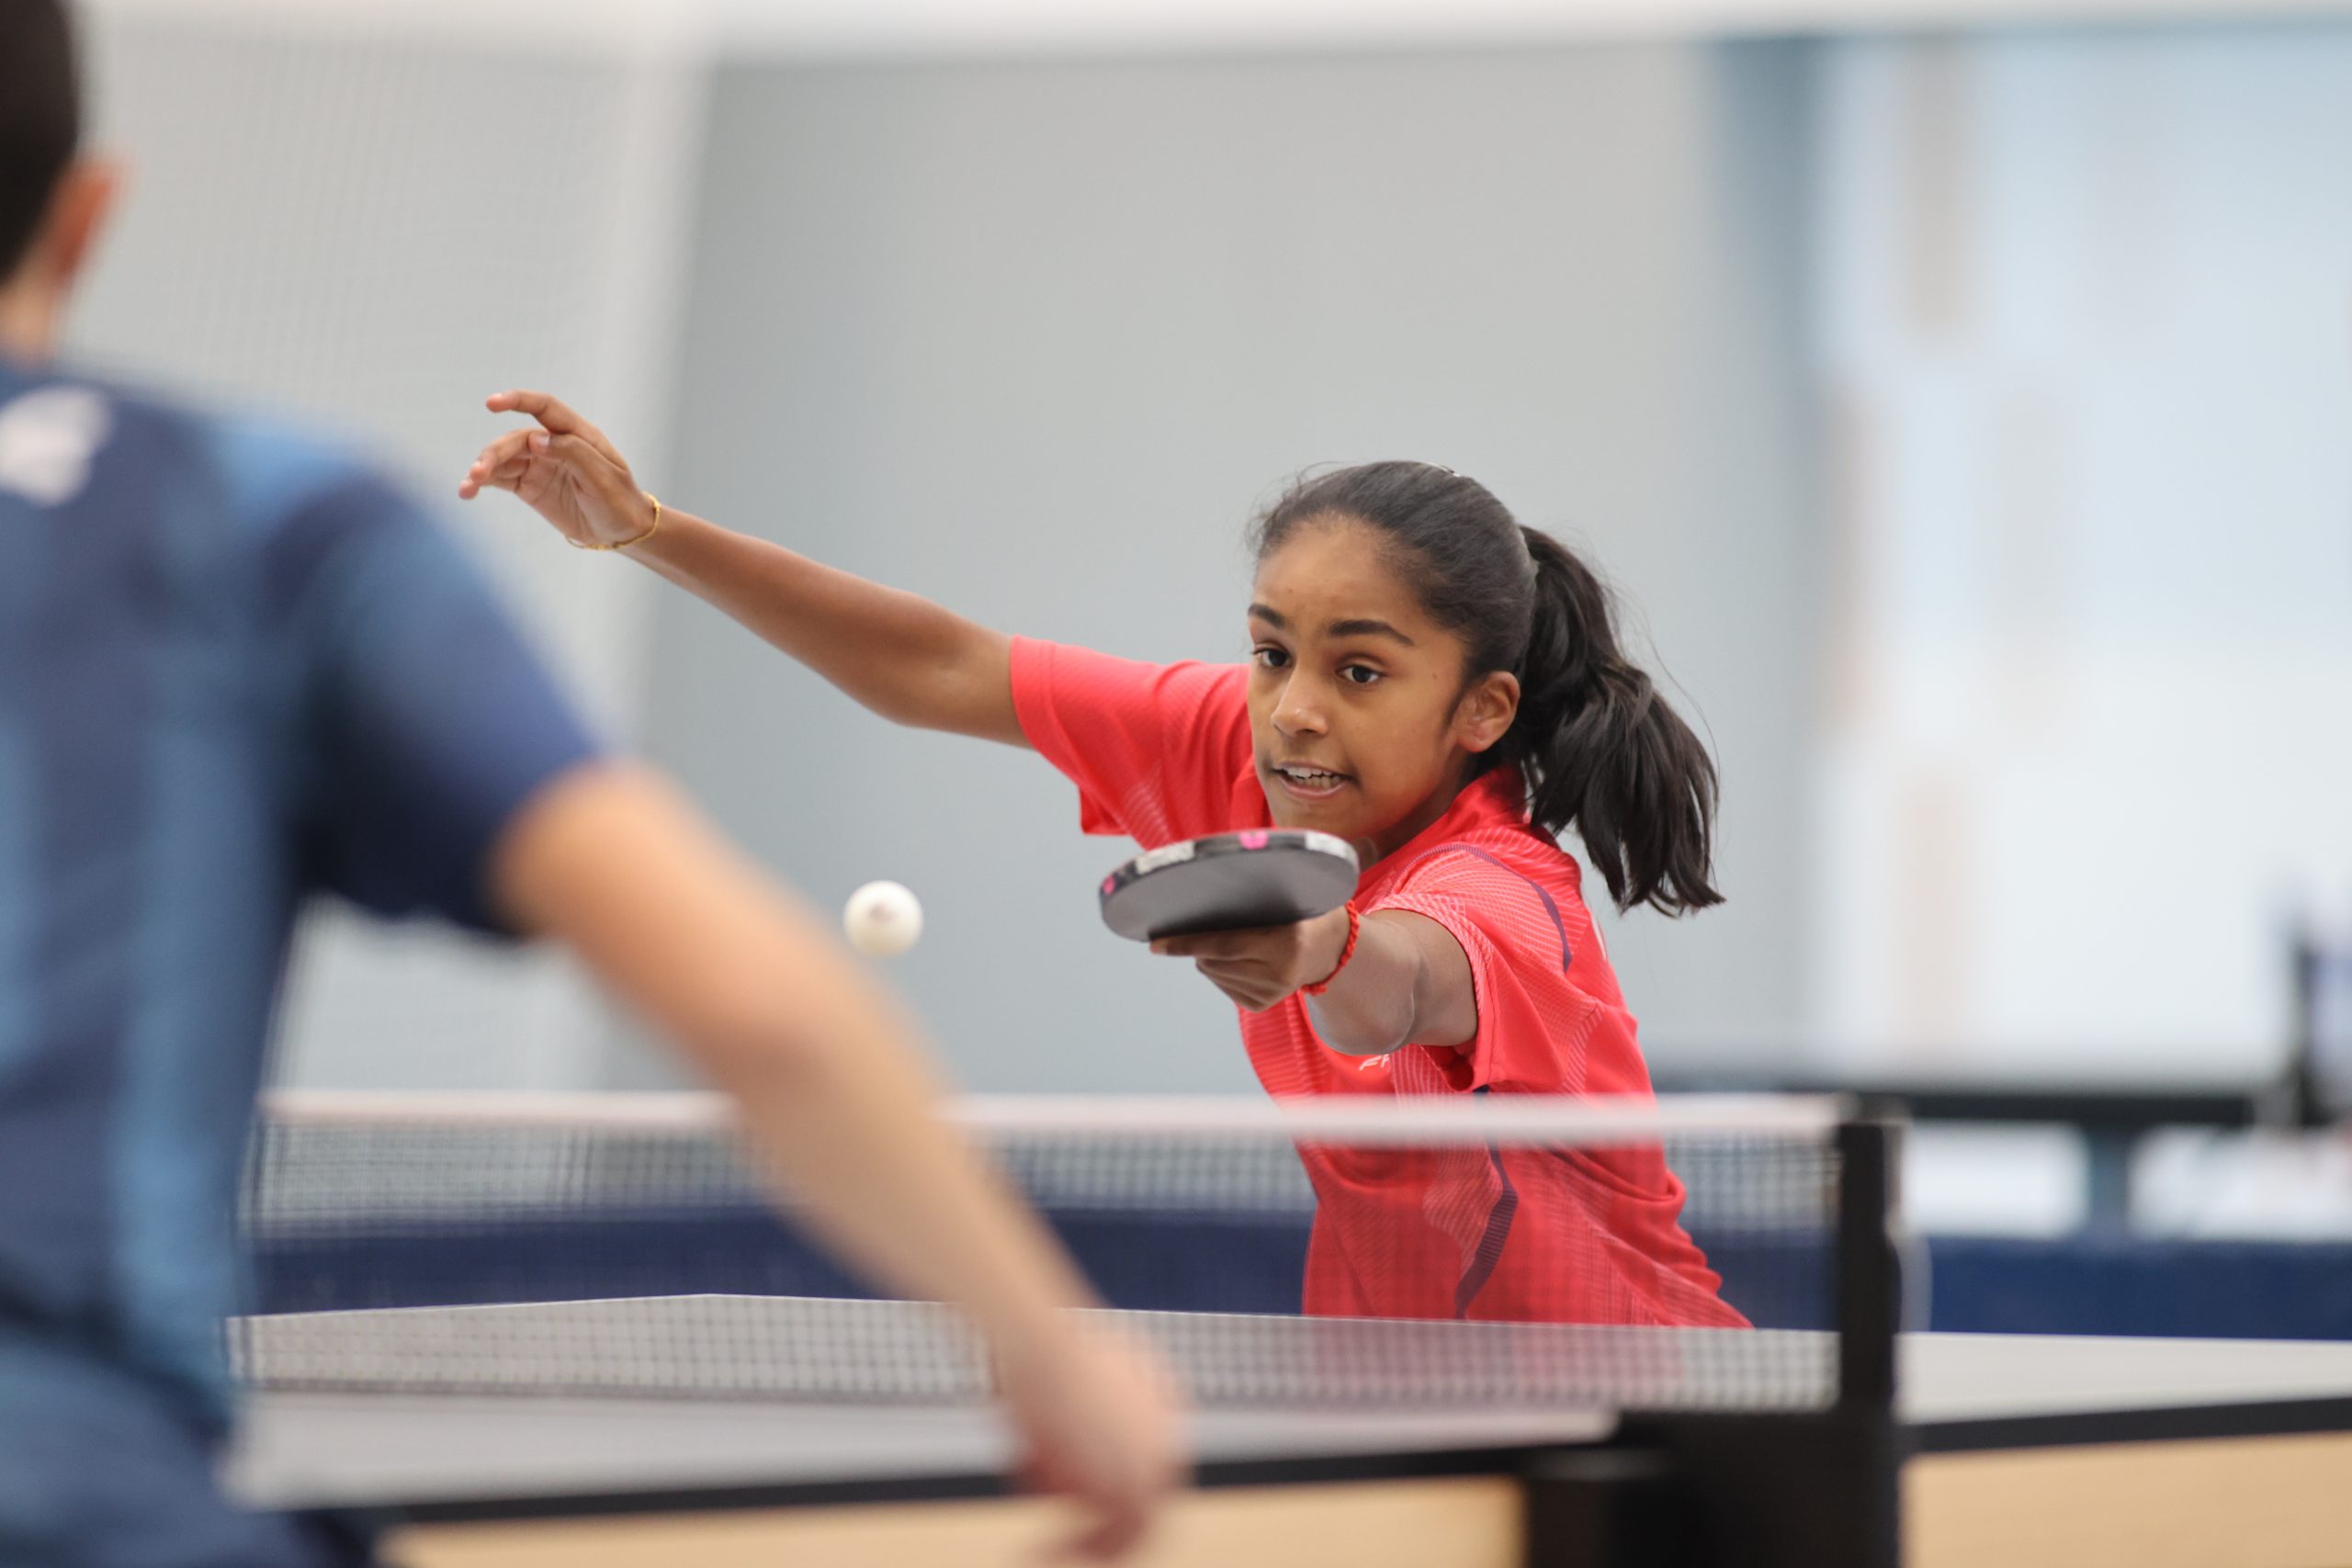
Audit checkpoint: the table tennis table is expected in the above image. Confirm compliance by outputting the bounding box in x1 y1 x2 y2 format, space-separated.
223 1296 2352 1568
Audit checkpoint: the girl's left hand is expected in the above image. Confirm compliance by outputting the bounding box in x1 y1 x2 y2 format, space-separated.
1150 907 1352 1012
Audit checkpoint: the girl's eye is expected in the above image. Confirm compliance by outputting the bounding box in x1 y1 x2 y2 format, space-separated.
1252 646 1292 670
1340 664 1382 687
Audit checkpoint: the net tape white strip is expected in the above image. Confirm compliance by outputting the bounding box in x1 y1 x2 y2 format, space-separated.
261 1090 1850 1144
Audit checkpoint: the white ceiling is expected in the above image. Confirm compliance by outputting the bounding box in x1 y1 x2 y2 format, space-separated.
85 0 2352 57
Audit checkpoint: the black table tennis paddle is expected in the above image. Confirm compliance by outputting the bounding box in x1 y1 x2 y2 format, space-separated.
1099 829 1360 942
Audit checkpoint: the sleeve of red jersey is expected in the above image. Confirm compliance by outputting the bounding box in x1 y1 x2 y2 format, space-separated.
1370 847 1619 1094
1007 637 1252 848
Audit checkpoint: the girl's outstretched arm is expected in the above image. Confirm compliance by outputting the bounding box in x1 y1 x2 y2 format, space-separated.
460 389 1023 746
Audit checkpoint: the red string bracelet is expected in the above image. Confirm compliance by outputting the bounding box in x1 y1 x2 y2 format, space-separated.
1301 901 1363 997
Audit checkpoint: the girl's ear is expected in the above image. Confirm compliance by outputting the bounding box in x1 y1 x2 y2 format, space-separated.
1456 671 1520 755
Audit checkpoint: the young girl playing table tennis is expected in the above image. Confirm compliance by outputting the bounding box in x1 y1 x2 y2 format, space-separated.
463 397 1743 1330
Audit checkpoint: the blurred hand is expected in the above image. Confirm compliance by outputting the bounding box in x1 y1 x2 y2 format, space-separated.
458 389 655 548
993 1320 1187 1561
1150 906 1352 1012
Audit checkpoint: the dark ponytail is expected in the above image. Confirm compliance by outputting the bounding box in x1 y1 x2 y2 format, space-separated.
1511 526 1721 915
1250 463 1722 916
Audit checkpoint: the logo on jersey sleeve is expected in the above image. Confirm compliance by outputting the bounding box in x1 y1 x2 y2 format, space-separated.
0 386 115 507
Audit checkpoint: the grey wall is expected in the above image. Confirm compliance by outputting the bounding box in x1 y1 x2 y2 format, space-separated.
628 43 1823 1091
74 9 701 1089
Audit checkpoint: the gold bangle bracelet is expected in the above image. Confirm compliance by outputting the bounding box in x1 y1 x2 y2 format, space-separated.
571 492 663 552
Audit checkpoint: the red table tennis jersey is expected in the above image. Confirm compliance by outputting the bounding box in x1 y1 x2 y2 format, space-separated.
1012 638 1744 1328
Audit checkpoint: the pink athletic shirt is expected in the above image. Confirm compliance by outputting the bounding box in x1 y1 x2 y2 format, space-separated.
1012 638 1743 1327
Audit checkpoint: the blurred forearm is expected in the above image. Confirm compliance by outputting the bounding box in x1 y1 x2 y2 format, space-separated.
493 764 1093 1347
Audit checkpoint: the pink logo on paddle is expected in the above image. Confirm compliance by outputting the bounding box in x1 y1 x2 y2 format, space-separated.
1238 830 1269 850
1102 875 1117 896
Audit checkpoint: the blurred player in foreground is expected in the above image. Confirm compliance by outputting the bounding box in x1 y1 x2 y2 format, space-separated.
0 4 1177 1562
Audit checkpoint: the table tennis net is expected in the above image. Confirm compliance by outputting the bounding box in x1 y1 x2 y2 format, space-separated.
235 1093 1871 1415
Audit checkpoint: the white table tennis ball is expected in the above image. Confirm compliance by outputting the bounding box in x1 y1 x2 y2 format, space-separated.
843 880 923 958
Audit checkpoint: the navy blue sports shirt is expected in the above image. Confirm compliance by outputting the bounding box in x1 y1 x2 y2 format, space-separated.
0 351 604 1564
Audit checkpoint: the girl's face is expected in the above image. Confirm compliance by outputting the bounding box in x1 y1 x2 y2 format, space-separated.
1246 517 1520 865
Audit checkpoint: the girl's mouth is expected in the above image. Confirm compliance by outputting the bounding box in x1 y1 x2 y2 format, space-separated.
1269 761 1351 801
